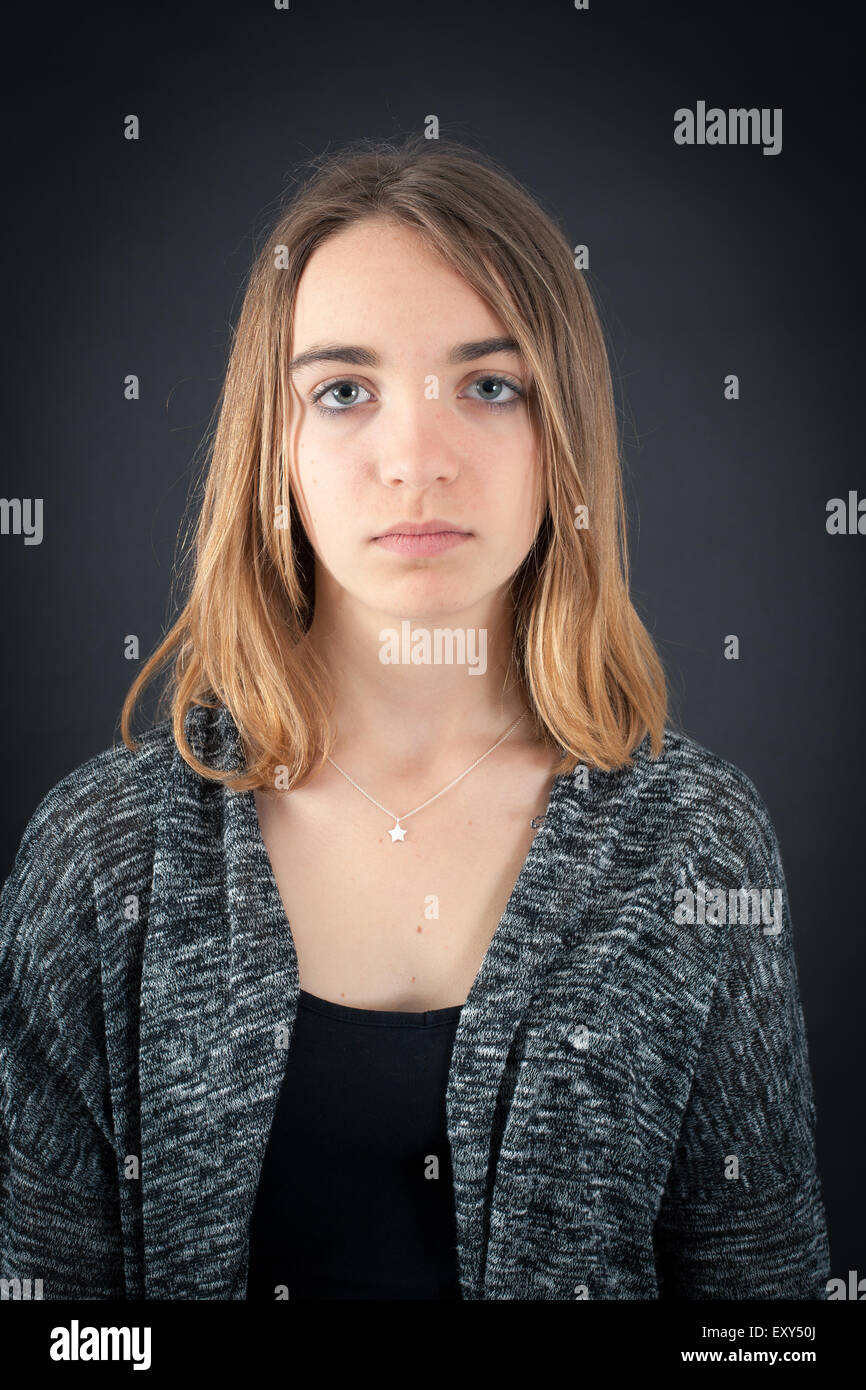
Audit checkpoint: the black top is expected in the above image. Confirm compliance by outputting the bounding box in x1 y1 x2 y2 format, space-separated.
246 988 464 1300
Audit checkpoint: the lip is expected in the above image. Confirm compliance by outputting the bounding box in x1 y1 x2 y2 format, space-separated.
371 518 472 557
373 520 468 537
372 530 471 557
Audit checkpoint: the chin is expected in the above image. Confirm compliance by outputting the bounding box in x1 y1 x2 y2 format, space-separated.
365 582 485 623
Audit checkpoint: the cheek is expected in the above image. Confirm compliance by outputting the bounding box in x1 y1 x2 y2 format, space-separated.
495 439 544 520
293 442 368 549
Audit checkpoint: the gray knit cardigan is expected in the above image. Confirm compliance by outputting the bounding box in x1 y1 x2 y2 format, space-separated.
0 702 830 1300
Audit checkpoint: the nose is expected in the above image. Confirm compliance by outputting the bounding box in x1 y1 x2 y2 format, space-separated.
377 393 462 489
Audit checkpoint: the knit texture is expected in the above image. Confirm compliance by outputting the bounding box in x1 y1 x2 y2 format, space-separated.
0 703 830 1299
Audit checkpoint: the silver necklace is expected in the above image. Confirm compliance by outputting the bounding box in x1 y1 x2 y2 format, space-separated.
326 712 526 842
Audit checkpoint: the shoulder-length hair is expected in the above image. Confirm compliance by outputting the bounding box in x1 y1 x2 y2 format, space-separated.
121 132 670 791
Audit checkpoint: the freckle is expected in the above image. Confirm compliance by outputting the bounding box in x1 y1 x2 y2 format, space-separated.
410 976 416 983
416 925 423 933
340 992 345 998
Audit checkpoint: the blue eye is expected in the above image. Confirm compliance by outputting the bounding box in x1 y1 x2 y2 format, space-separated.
464 375 524 410
311 380 374 416
309 373 525 419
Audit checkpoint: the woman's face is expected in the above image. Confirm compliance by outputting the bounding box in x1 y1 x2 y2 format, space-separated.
287 216 546 623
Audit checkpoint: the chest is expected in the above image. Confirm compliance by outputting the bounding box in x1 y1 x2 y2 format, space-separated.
252 764 556 1011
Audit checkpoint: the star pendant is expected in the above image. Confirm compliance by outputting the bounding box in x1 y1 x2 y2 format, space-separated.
388 822 407 843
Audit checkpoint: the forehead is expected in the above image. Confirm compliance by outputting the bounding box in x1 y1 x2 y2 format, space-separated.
292 217 508 348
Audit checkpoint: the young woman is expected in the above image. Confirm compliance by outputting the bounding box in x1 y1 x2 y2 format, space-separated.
0 134 830 1301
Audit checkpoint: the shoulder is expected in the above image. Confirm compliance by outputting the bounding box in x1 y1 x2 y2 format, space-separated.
3 719 178 883
581 724 784 880
643 724 774 821
0 719 178 972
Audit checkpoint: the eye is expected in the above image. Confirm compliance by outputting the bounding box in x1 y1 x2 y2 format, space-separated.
310 378 374 416
308 371 526 419
462 374 525 411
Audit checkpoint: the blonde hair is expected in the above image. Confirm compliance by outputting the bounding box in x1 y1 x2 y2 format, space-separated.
120 132 671 791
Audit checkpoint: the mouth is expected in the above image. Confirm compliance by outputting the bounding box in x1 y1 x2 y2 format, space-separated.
372 519 470 539
371 525 472 557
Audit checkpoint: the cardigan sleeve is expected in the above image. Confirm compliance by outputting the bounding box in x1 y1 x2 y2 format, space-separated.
0 787 126 1299
653 776 831 1299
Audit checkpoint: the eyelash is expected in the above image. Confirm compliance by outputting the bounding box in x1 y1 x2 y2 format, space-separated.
310 373 526 420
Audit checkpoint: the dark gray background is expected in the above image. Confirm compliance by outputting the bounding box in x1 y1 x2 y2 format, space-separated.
3 0 862 1281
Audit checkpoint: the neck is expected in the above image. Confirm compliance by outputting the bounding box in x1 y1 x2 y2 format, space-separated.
305 584 534 777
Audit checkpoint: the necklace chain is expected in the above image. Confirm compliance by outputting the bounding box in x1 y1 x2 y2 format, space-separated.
326 712 527 841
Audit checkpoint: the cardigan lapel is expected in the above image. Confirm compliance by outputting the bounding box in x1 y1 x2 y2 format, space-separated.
140 703 298 1298
445 752 644 1299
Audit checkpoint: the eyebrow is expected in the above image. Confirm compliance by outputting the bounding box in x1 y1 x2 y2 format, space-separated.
287 336 522 373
